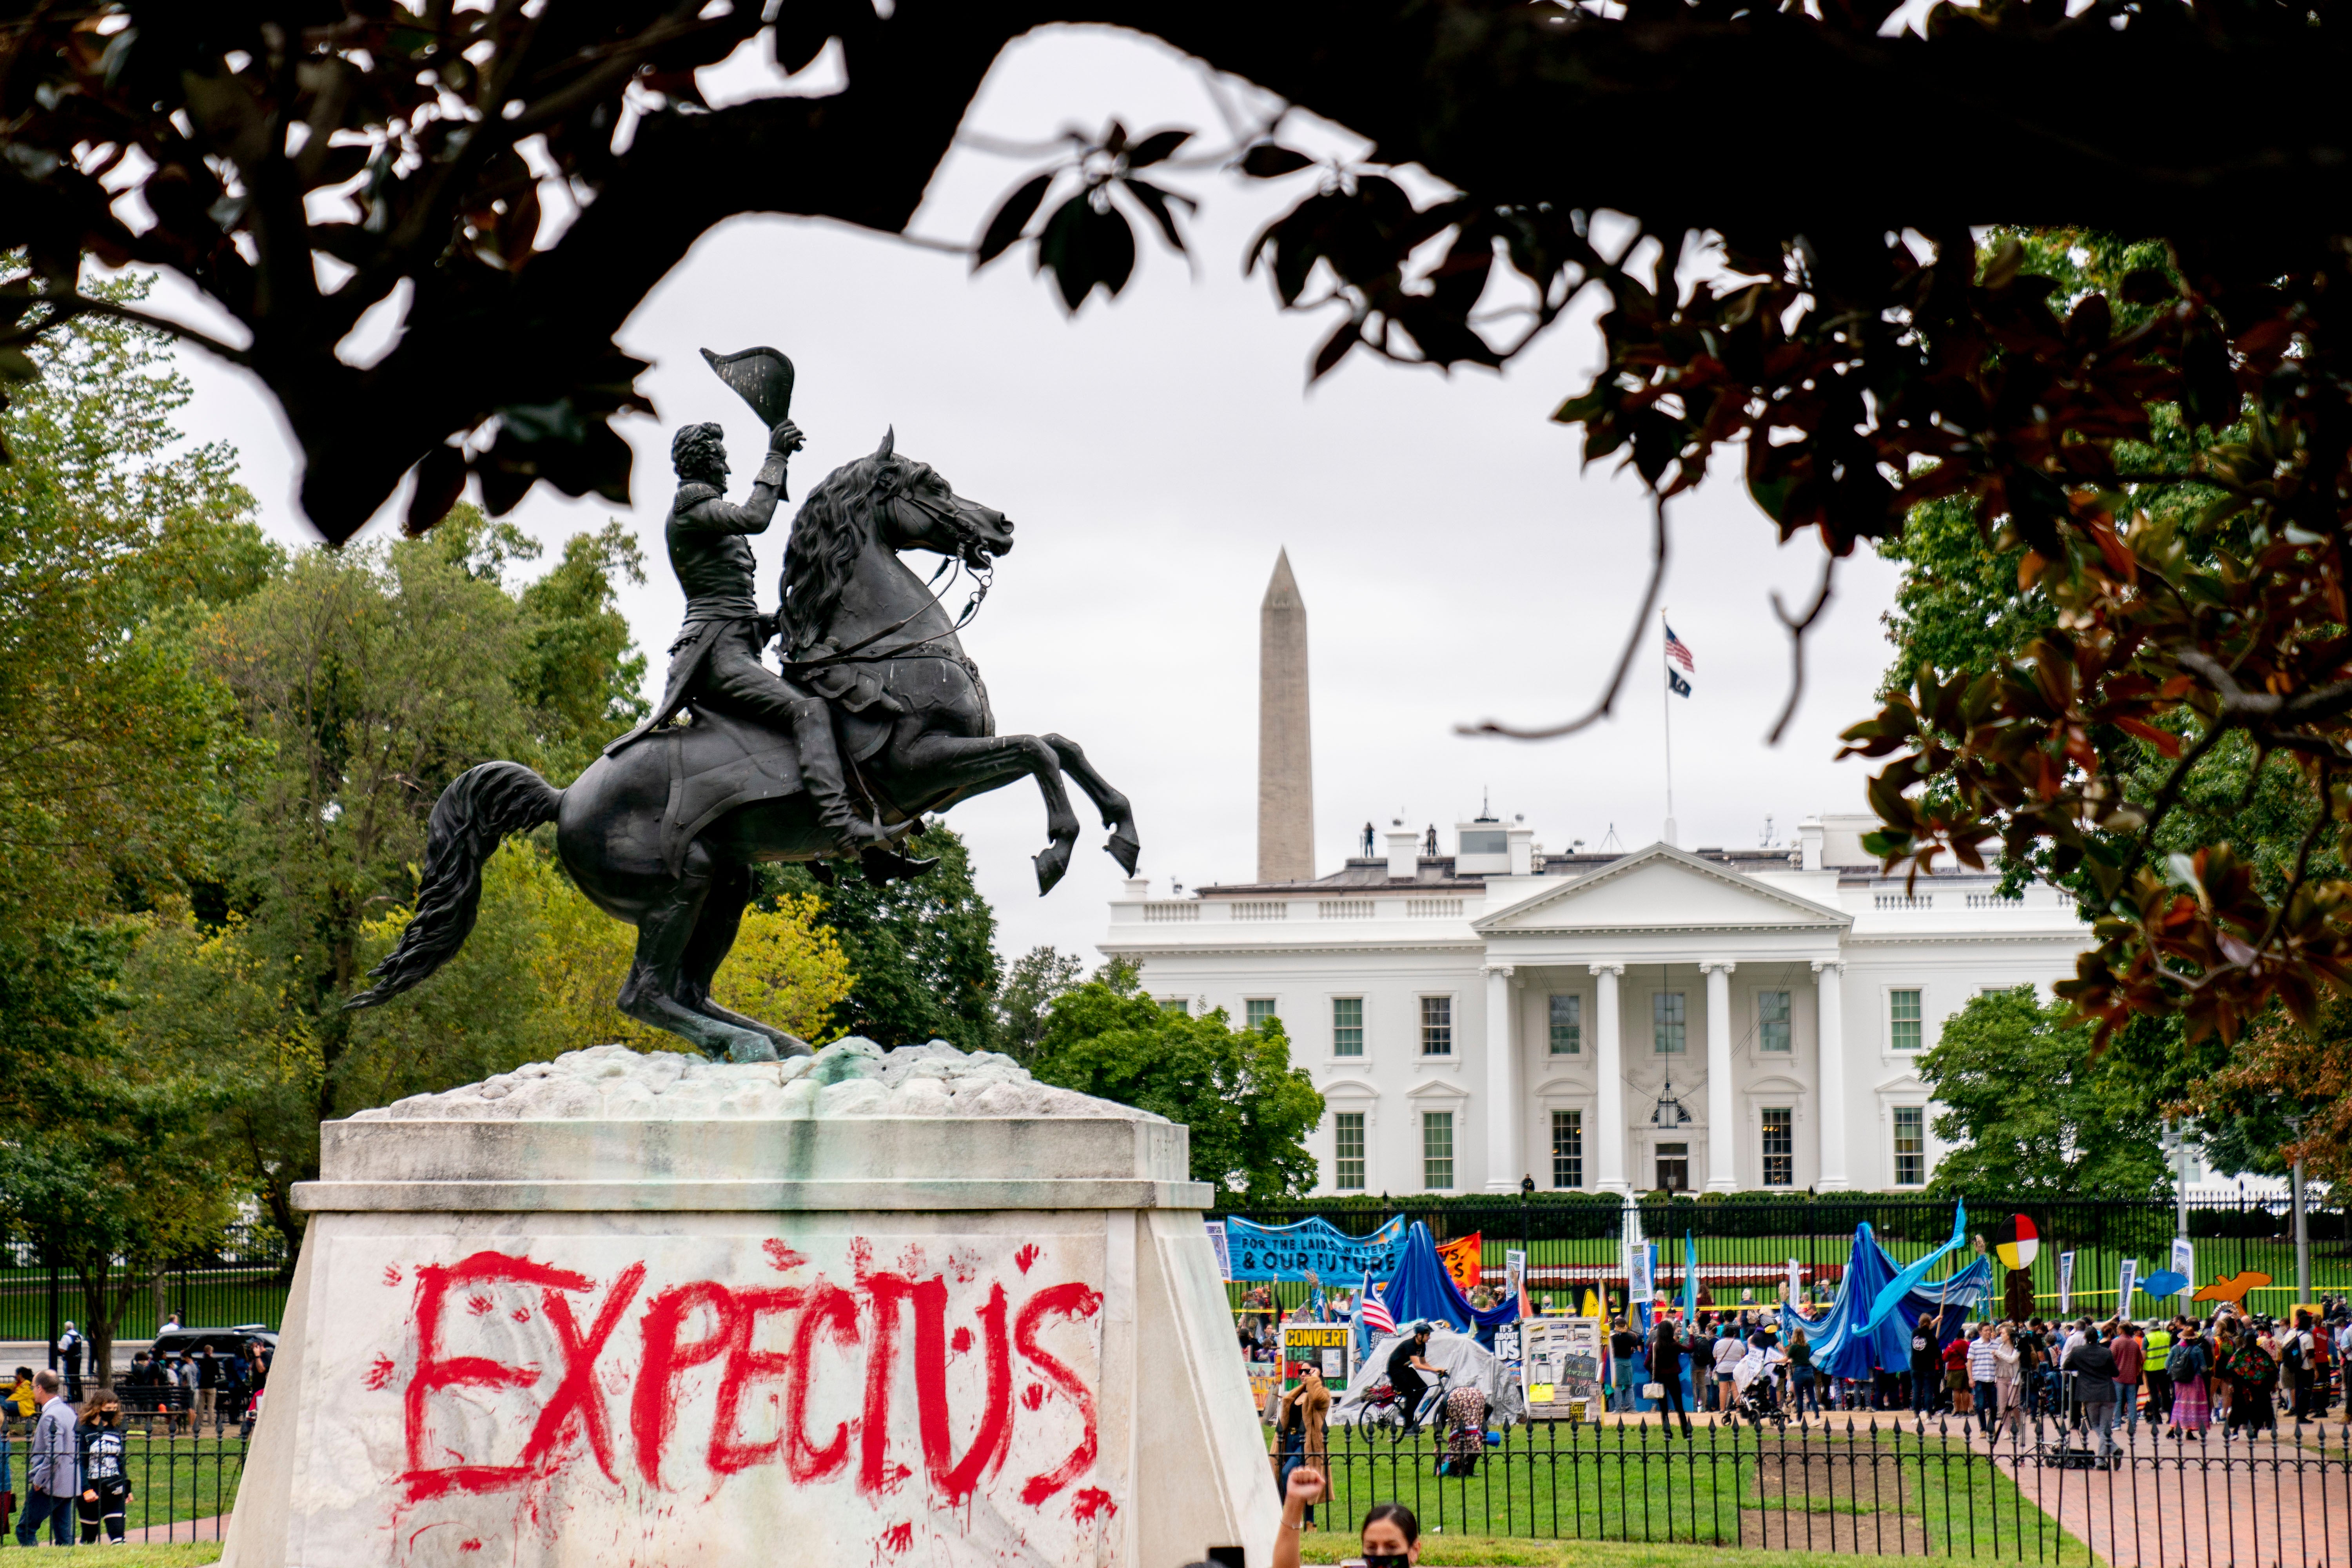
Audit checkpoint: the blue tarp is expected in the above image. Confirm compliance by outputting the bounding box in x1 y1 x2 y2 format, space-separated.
1353 1221 1521 1356
1777 1222 1991 1380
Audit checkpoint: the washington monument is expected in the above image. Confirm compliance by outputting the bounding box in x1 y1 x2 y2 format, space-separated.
1258 548 1314 882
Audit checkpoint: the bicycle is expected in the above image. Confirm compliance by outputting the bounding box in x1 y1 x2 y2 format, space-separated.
1359 1368 1454 1445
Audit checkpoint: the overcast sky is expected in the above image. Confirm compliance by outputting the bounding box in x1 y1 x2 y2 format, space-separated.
157 26 1907 968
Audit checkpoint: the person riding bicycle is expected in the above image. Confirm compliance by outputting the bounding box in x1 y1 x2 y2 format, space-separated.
1386 1324 1442 1436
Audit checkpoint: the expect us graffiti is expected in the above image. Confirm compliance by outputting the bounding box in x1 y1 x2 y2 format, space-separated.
348 1233 1112 1562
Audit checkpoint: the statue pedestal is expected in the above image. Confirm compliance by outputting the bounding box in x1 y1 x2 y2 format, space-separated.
222 1044 1276 1568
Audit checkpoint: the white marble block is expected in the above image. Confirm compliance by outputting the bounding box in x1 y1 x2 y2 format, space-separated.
223 1042 1277 1568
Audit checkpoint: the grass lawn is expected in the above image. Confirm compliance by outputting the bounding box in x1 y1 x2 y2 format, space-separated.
1293 1424 2098 1561
2 1432 244 1534
82 1549 220 1568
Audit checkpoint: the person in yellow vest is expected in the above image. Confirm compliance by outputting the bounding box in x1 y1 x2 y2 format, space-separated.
2143 1321 2175 1425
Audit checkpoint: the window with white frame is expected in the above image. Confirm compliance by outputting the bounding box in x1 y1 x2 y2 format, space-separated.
1889 989 1922 1051
1893 1106 1926 1185
1548 994 1582 1054
1653 991 1686 1054
1420 996 1453 1056
1761 1107 1794 1186
1333 1112 1366 1191
1245 998 1278 1030
1332 996 1364 1057
1759 990 1791 1053
1160 997 1189 1016
1423 1112 1454 1189
1552 1109 1583 1189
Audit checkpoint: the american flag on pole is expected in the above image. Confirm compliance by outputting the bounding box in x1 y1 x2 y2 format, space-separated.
1358 1272 1395 1336
1665 622 1694 697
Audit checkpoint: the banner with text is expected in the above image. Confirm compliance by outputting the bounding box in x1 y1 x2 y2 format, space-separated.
1437 1233 1483 1294
1222 1214 1408 1282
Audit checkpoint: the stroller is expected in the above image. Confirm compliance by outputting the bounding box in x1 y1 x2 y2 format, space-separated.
1732 1354 1786 1429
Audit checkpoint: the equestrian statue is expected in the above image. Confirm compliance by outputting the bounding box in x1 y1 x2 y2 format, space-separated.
346 347 1140 1063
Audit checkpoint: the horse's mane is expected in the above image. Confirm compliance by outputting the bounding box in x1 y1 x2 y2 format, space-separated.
781 451 903 653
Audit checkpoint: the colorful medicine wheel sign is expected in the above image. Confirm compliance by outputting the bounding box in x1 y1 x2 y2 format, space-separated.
1991 1214 2040 1271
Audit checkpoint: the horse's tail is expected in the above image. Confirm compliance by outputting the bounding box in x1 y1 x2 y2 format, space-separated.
345 761 563 1010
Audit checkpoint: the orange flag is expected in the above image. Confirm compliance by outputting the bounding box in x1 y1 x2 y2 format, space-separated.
1437 1232 1483 1295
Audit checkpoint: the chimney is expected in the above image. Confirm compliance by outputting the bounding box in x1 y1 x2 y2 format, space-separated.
1385 826 1419 881
1798 816 1825 871
1507 822 1535 877
1257 548 1314 882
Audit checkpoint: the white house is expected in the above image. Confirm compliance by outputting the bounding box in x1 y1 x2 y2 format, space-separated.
1100 813 2092 1198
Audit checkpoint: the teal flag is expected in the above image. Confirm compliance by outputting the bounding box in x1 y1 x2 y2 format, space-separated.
1684 1232 1698 1321
1861 1199 1968 1333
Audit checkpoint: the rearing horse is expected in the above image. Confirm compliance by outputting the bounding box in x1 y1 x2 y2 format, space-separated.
347 432 1139 1062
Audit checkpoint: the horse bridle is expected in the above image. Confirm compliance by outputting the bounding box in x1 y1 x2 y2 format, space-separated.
781 470 996 671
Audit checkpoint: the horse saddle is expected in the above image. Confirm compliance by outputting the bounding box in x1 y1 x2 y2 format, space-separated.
655 705 892 877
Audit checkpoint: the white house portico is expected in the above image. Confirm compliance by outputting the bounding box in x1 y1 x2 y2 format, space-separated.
1099 815 2092 1196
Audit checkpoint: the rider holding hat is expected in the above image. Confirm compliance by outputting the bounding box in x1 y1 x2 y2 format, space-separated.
605 418 891 860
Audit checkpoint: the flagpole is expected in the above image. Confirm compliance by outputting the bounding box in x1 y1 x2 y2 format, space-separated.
1661 608 1677 848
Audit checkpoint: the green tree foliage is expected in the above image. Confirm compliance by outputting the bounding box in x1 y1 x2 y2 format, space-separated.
0 924 235 1385
116 510 661 1240
1873 231 2342 1173
764 824 1001 1051
1918 986 2168 1200
1028 968 1324 1201
0 279 272 926
992 946 1087 1065
0 293 263 1338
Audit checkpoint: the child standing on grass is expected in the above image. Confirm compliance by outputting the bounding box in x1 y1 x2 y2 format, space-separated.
74 1396 131 1545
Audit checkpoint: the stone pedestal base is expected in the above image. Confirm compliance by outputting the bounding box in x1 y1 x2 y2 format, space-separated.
222 1044 1275 1568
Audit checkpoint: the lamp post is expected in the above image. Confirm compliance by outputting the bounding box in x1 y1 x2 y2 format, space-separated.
1520 1173 1534 1282
2288 1113 2310 1312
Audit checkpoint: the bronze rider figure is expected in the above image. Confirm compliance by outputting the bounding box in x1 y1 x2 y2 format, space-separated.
605 417 890 858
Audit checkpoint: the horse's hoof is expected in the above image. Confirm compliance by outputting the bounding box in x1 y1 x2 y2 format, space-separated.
1104 831 1141 876
1034 842 1071 895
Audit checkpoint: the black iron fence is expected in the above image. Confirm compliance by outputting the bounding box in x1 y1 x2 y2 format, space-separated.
1217 1194 2346 1319
0 1428 245 1545
0 1222 290 1348
1280 1414 2352 1564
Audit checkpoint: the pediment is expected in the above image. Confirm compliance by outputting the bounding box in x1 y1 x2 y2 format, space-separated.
1475 842 1849 932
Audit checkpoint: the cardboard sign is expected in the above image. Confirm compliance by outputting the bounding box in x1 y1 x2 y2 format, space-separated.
1521 1316 1603 1423
1280 1323 1353 1394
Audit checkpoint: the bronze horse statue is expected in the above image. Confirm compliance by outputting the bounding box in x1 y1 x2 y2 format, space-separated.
347 432 1139 1062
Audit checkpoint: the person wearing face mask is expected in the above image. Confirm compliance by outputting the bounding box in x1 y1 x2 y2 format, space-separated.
1271 1466 1419 1568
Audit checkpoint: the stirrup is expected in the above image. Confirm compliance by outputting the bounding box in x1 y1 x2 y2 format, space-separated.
860 842 939 884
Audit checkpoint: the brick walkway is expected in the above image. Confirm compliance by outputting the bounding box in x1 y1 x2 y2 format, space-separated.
1966 1425 2350 1568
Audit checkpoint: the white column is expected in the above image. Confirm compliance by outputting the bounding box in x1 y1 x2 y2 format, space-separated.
1482 964 1521 1192
1591 963 1627 1193
1813 959 1849 1191
1701 960 1737 1191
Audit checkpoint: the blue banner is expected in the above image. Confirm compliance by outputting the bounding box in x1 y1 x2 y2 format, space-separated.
1223 1215 1409 1281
